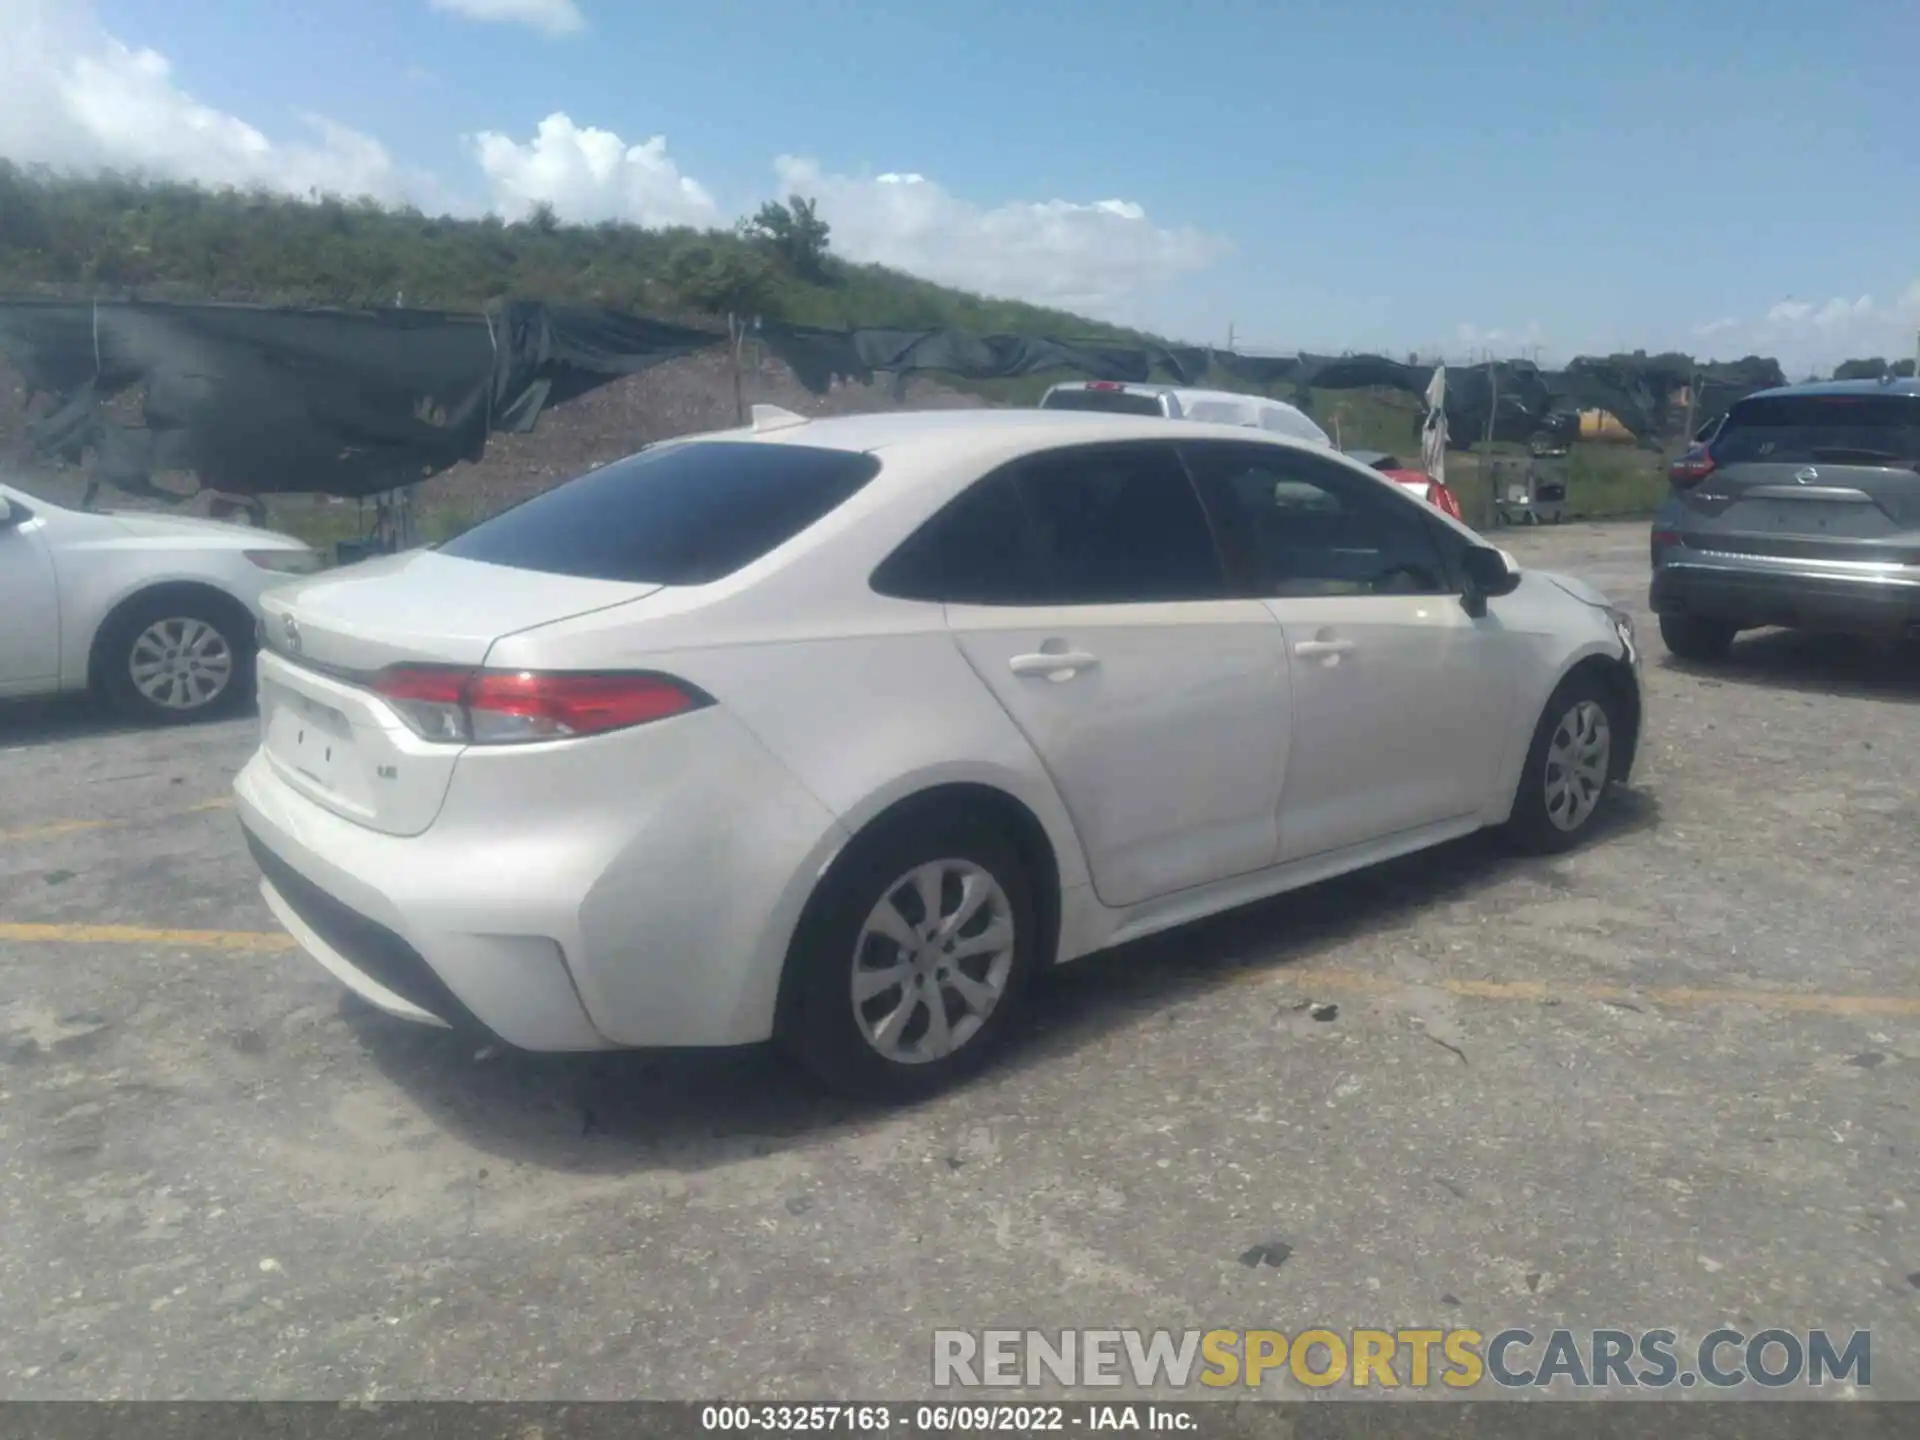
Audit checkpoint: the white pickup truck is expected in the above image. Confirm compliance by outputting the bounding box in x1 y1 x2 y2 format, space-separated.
1037 380 1334 447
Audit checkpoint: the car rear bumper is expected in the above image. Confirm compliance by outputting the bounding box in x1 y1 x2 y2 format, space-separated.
1650 552 1920 634
232 707 849 1051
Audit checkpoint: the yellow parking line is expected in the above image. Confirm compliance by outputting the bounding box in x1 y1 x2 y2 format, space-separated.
0 795 233 845
0 922 294 951
0 819 116 844
1258 966 1920 1018
1 921 1916 1020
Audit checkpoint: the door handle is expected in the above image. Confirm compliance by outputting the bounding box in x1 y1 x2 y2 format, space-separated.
1293 638 1355 659
1009 650 1100 679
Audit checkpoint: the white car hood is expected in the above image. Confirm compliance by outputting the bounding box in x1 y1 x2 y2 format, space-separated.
102 510 309 549
1540 570 1614 611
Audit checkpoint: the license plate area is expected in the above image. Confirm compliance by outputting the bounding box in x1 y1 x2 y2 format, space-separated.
1744 498 1883 537
264 678 356 793
1768 500 1847 529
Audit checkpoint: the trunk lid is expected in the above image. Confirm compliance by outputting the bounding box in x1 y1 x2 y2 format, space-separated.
1675 390 1920 564
256 551 659 836
258 549 658 672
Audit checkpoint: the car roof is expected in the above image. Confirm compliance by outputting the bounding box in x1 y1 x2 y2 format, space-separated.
1046 380 1292 408
684 405 1340 460
1739 377 1920 403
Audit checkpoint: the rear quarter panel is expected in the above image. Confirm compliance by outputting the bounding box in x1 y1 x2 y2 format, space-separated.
491 597 1093 897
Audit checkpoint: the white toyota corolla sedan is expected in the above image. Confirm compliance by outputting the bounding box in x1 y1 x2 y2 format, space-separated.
234 407 1642 1099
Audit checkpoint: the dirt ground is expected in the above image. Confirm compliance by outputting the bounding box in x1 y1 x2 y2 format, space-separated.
3 521 1918 1401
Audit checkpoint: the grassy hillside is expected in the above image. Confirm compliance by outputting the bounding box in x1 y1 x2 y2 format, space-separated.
0 162 1163 340
0 164 1669 529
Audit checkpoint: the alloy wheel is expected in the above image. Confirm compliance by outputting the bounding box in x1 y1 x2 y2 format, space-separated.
850 858 1017 1065
1543 698 1611 832
129 616 235 712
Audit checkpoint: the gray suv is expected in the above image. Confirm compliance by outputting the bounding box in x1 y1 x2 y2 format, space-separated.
1649 377 1920 660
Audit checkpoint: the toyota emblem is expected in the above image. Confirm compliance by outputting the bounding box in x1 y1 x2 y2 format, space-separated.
281 613 302 653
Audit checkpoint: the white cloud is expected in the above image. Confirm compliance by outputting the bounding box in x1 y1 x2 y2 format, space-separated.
1693 282 1920 372
471 113 719 226
0 6 1233 317
0 0 443 207
770 156 1228 318
464 136 1228 313
426 0 584 37
1766 294 1874 330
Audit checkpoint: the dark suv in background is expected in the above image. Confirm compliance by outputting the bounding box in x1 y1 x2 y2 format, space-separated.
1650 377 1920 660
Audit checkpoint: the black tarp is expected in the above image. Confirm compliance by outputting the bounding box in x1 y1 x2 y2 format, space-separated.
487 301 715 432
0 297 1792 502
757 326 1162 393
0 299 713 500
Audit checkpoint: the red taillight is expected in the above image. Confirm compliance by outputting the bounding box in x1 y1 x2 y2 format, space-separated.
1652 528 1680 548
369 666 707 745
1085 381 1126 390
467 671 701 738
373 665 469 705
1668 449 1716 487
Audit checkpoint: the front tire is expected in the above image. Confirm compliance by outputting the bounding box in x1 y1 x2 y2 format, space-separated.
1658 613 1737 663
1501 672 1623 855
98 592 254 725
778 811 1040 1102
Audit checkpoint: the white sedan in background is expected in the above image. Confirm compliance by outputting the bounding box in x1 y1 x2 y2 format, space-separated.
235 407 1642 1101
0 480 323 724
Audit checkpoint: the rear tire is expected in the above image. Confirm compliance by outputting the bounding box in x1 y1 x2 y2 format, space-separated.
1500 671 1623 855
97 591 255 725
777 810 1041 1102
1658 614 1737 663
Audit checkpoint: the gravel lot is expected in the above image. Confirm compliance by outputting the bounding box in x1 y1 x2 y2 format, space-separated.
3 519 1918 1401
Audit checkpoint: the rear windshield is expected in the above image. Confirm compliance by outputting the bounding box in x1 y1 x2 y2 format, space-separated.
1039 388 1165 417
1714 395 1920 466
439 440 881 585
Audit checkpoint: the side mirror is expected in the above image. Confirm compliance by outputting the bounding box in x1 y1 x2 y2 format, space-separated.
0 498 27 532
1460 543 1520 616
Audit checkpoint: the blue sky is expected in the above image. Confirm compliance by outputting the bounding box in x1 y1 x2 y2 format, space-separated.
13 0 1919 371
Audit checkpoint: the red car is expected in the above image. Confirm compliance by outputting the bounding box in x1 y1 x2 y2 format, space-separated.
1344 450 1465 521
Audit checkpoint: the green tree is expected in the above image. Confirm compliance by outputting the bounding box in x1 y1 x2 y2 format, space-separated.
747 195 832 282
1833 356 1916 380
664 239 777 317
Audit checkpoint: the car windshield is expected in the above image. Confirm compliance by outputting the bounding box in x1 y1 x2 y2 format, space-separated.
1713 394 1920 465
438 440 883 585
1039 388 1165 417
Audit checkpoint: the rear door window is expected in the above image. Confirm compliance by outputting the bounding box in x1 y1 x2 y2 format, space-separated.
1015 443 1226 603
870 472 1037 604
872 442 1227 605
439 441 881 584
1713 395 1920 466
